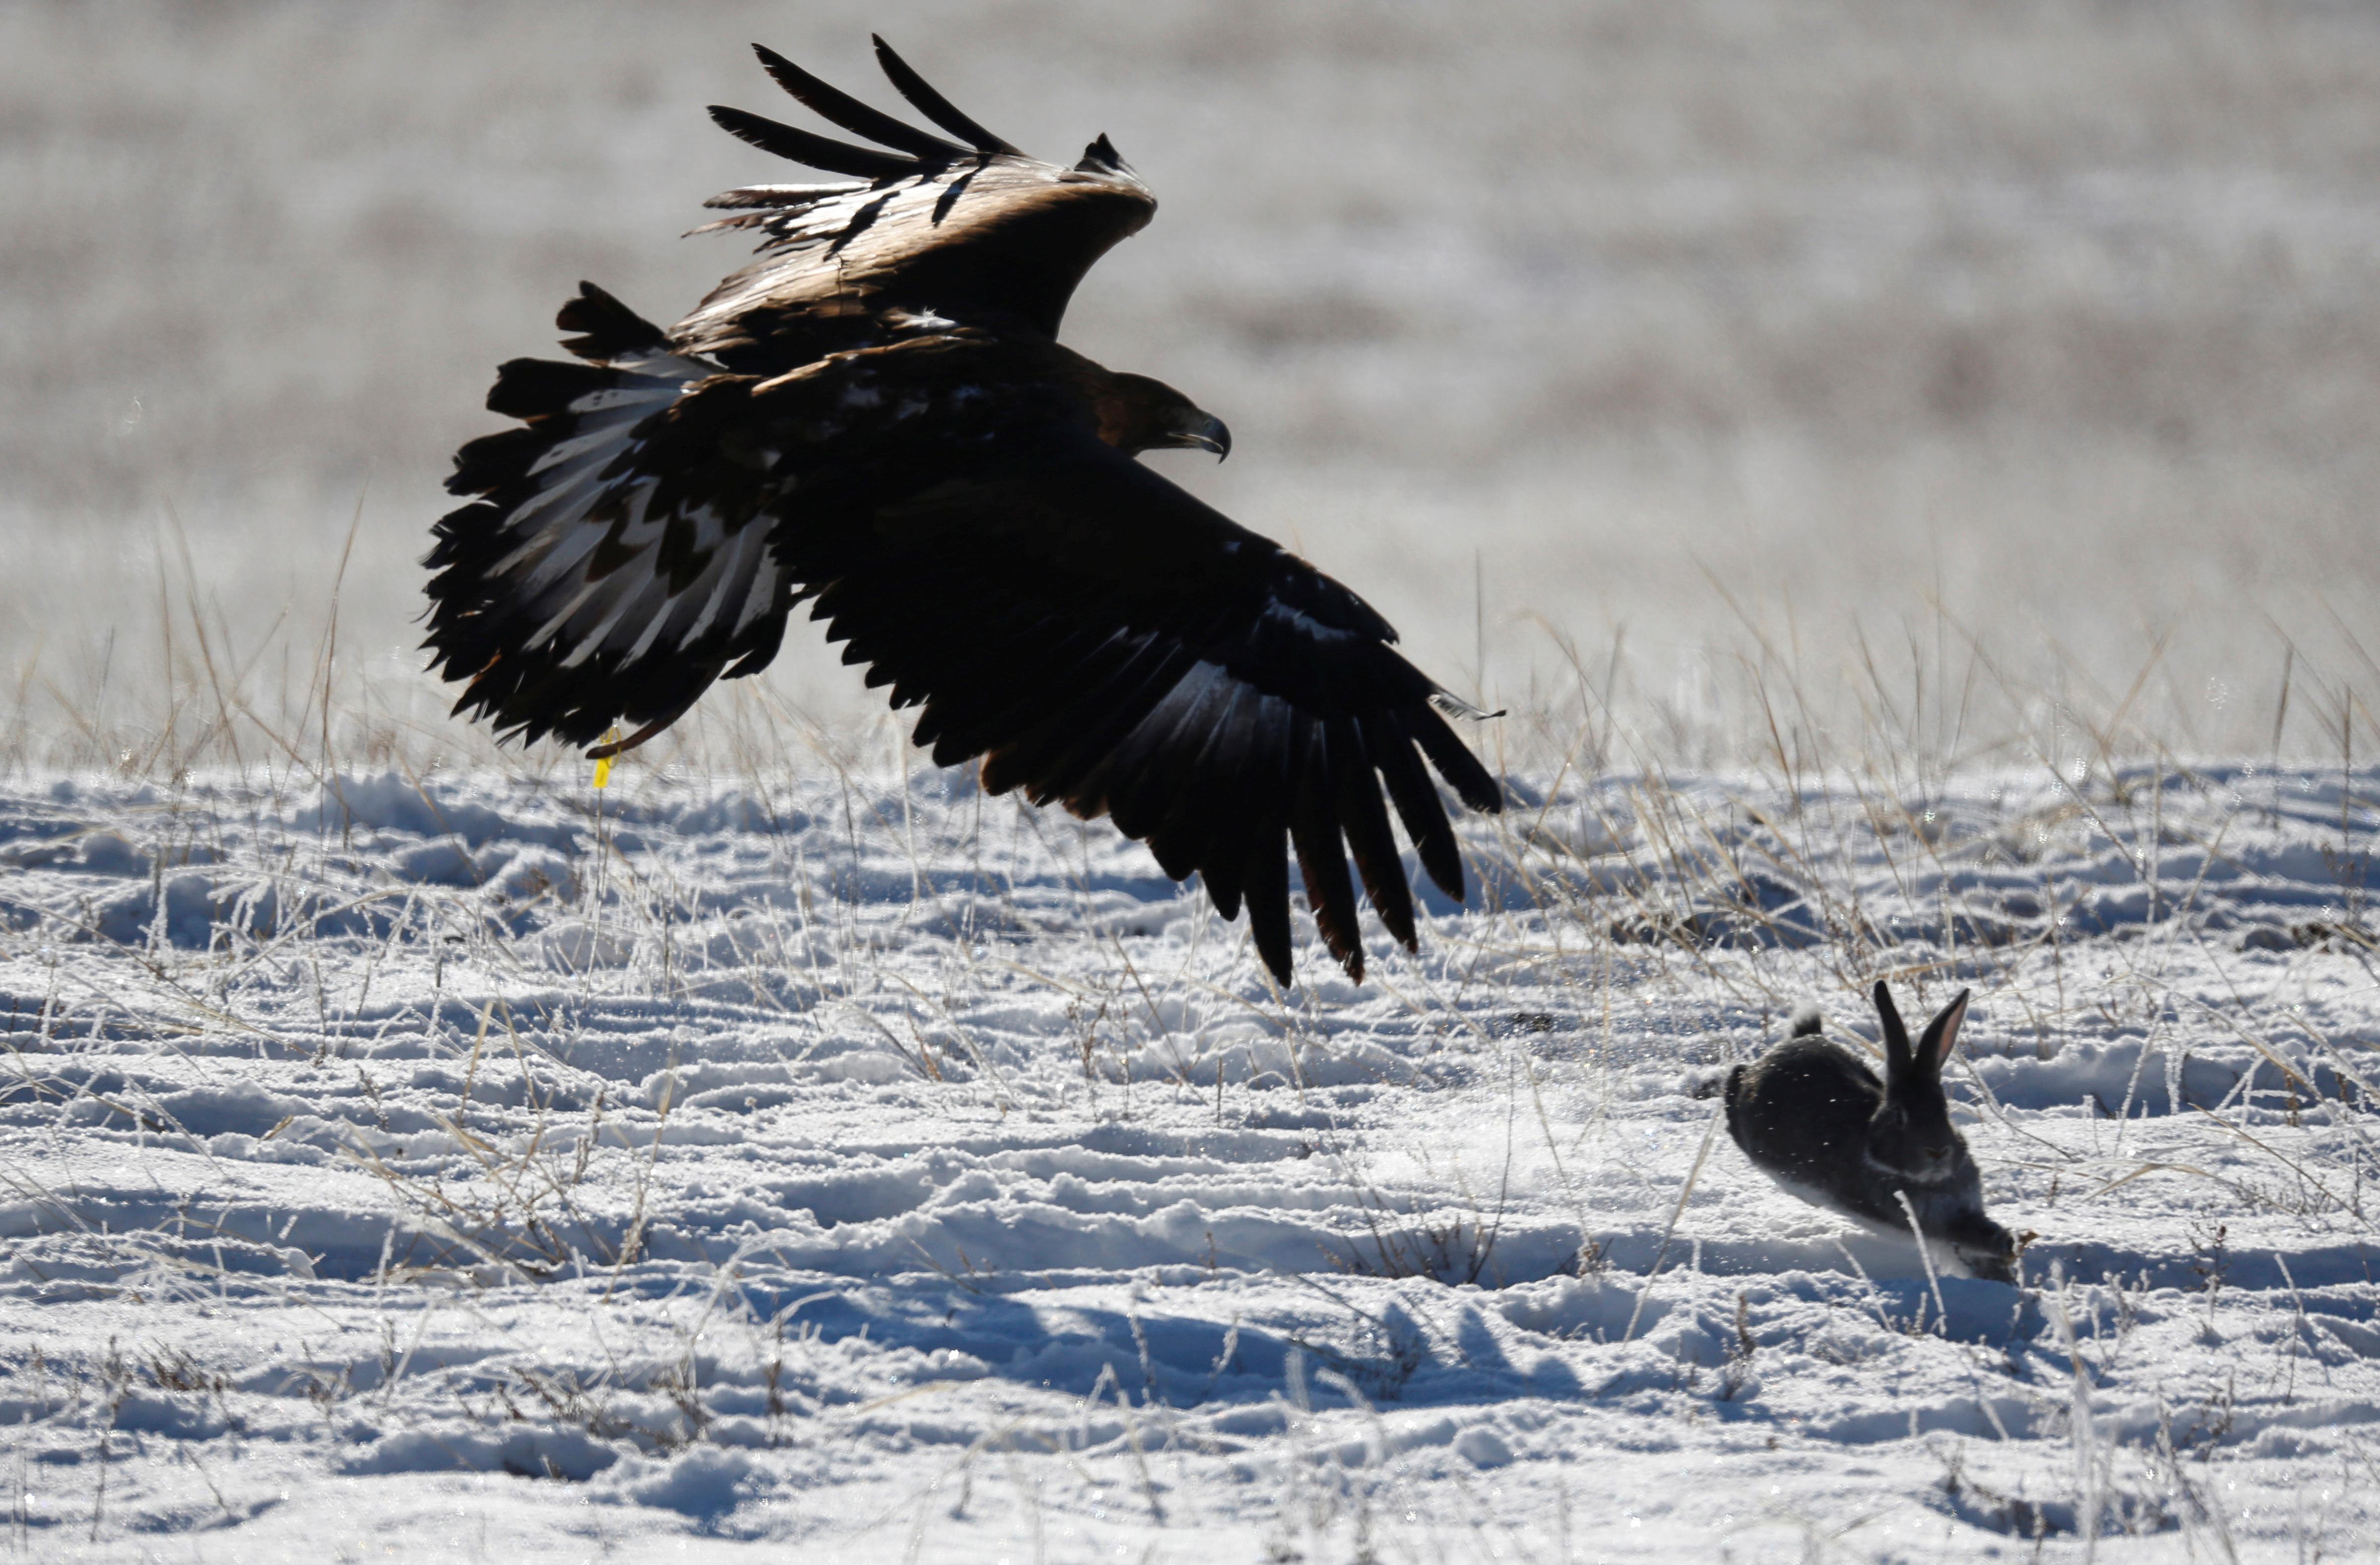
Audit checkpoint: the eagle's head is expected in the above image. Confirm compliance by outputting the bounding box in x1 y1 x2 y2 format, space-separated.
1102 372 1230 461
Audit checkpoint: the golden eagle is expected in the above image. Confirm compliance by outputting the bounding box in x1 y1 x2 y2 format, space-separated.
425 37 1502 984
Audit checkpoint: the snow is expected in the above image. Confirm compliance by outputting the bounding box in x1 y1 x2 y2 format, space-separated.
0 762 2375 1560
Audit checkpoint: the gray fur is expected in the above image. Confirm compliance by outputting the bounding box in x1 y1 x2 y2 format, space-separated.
1724 981 2017 1284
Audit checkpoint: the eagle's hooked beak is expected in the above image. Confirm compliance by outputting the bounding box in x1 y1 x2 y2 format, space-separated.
1182 413 1231 461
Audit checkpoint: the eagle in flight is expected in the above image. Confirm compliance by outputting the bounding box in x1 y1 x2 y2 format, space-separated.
425 37 1502 984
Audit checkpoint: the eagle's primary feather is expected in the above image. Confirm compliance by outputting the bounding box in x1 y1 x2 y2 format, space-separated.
425 36 1502 984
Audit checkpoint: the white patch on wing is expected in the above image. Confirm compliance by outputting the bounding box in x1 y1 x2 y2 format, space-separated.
680 526 763 645
529 416 649 476
729 550 779 633
491 475 604 579
510 492 617 596
490 357 783 676
526 570 612 655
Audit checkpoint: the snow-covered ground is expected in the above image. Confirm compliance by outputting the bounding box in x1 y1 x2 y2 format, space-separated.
1 761 2375 1561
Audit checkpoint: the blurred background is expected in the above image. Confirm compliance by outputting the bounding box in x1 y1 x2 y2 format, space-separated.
5 0 2378 774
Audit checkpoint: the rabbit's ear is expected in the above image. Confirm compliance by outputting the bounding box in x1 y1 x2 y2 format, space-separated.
1917 989 1972 1076
1873 980 1912 1083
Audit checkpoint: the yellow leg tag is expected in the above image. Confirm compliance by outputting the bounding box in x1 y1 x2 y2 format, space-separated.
592 726 622 789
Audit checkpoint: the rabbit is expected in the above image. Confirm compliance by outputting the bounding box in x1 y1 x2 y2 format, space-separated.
1724 981 2019 1284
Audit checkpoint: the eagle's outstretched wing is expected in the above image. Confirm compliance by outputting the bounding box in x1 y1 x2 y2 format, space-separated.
679 36 1157 360
781 420 1501 984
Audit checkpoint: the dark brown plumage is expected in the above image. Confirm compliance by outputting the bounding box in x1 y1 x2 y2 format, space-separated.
424 36 1502 984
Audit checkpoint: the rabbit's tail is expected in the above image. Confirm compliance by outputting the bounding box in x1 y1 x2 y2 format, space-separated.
1787 1001 1825 1038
